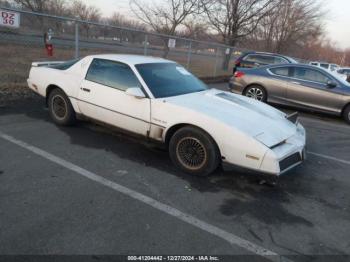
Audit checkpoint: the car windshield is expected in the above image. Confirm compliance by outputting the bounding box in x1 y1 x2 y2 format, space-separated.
327 70 350 86
337 75 350 86
135 63 208 98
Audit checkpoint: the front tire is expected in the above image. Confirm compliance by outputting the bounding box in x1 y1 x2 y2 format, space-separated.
169 126 220 176
243 85 267 102
343 105 350 124
48 88 76 126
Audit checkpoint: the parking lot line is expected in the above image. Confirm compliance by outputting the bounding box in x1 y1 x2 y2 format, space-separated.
307 151 350 165
0 131 282 261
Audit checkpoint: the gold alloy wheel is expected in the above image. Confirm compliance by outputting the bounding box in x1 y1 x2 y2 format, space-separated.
52 94 67 120
176 137 208 171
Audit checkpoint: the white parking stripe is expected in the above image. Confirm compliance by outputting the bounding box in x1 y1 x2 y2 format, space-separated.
0 131 283 261
308 151 350 165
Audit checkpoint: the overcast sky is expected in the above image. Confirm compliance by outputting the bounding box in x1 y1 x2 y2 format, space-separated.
85 0 350 50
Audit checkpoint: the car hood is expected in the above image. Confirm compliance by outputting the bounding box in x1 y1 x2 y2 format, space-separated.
164 89 297 148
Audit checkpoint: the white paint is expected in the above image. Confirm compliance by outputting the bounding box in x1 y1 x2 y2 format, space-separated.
0 131 281 261
27 54 306 176
308 151 350 166
0 9 20 28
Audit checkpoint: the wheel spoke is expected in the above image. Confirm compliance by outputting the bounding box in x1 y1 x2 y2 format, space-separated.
246 87 263 101
176 137 207 170
52 95 67 120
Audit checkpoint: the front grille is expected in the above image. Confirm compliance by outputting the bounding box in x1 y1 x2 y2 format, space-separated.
279 153 302 171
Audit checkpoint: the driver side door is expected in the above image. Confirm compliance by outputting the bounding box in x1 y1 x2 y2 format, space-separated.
78 58 151 136
286 67 342 113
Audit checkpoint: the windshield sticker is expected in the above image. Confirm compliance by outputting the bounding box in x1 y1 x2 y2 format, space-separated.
176 66 191 75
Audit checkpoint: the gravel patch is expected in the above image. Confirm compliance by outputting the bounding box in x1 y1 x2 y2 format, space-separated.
0 85 39 107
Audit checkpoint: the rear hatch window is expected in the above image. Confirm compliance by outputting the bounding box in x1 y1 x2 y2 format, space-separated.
48 59 81 70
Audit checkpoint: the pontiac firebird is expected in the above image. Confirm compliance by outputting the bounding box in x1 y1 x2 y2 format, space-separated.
27 54 306 176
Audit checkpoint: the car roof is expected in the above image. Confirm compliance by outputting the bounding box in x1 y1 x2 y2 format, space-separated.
242 51 297 62
245 51 287 57
86 54 174 65
310 61 329 64
267 63 330 71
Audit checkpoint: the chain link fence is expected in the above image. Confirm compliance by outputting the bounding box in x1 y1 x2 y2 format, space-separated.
0 6 247 88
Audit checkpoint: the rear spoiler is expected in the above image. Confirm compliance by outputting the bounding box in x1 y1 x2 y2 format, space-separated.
286 112 299 124
31 61 65 67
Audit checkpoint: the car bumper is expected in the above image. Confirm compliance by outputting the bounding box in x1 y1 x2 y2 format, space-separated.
224 123 306 176
228 79 245 94
260 123 306 176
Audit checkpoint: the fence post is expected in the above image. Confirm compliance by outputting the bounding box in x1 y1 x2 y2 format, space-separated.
214 47 220 77
144 34 148 56
75 22 79 59
186 40 192 69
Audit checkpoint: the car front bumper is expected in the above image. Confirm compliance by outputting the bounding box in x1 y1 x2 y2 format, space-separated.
259 123 306 176
223 123 306 176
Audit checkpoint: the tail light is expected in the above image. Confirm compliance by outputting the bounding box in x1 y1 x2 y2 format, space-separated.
235 59 241 66
234 71 245 78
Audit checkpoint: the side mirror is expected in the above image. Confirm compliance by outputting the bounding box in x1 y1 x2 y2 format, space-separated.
326 80 337 88
125 87 146 98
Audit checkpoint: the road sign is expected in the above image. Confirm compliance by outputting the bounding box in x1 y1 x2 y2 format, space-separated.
168 38 176 49
0 9 20 28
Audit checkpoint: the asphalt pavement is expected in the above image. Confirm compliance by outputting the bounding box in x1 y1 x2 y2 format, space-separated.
0 83 350 261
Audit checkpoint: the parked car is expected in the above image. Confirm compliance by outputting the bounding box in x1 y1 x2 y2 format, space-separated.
337 68 350 82
229 64 350 124
337 68 350 76
233 51 298 73
309 61 339 72
27 54 306 176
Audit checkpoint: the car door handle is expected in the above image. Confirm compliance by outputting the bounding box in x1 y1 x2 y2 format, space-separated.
81 87 91 93
290 81 301 85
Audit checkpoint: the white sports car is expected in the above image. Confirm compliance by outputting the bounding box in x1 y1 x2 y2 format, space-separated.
27 54 306 176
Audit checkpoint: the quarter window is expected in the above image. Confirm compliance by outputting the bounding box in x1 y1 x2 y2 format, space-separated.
86 59 141 91
270 67 290 77
293 68 330 84
273 56 288 64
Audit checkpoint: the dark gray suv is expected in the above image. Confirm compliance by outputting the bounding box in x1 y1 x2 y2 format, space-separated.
229 64 350 124
233 51 298 74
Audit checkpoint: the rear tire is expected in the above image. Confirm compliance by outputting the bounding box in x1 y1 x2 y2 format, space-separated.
243 85 267 102
169 126 220 177
343 105 350 124
48 88 76 126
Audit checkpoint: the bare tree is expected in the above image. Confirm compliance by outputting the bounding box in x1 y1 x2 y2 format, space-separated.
12 0 67 30
130 0 203 57
71 0 101 38
108 12 146 30
103 12 147 43
257 0 324 54
0 0 11 7
12 0 48 12
202 0 278 69
182 20 209 40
